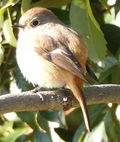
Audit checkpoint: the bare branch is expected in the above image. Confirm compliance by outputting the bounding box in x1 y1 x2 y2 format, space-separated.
0 84 120 114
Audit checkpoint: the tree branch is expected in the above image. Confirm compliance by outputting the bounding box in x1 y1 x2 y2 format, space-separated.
0 84 120 114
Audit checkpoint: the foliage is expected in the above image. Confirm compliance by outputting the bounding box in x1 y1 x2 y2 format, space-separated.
0 0 120 141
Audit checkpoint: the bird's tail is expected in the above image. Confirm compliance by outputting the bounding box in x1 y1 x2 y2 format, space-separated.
67 77 91 132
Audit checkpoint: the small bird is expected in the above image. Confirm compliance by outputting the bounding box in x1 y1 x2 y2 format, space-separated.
13 7 98 132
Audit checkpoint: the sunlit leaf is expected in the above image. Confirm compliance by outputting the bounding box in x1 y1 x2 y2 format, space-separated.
99 0 109 9
2 0 19 8
3 9 17 47
0 128 27 142
70 0 107 62
0 121 13 135
84 121 108 142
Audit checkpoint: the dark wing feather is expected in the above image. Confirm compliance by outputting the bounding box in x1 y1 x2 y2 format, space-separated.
86 61 99 83
49 48 89 83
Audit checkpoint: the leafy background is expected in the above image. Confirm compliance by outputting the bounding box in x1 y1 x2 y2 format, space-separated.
0 0 120 141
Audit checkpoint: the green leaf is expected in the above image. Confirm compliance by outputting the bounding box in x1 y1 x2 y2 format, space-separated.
99 65 118 82
17 111 40 130
0 121 13 135
0 128 27 142
90 104 108 128
2 0 19 8
40 110 60 123
105 110 119 141
73 124 86 142
112 65 120 84
54 128 74 142
99 0 109 9
114 0 120 15
101 24 120 56
37 114 52 142
21 0 32 14
40 110 67 128
31 0 71 8
70 0 107 62
73 104 108 142
0 45 4 66
11 67 32 91
0 8 5 28
3 9 17 47
99 57 118 82
84 121 108 142
50 8 70 25
34 129 52 142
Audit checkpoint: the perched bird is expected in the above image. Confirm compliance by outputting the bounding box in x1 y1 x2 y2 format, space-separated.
13 7 98 132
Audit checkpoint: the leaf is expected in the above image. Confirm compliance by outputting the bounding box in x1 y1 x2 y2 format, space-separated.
34 129 52 142
105 110 119 141
40 110 67 128
73 104 108 142
2 0 19 8
112 66 120 84
21 0 32 14
11 67 32 91
90 104 108 128
50 8 70 25
0 121 13 135
31 0 71 8
99 57 118 82
99 0 109 9
37 114 53 142
17 111 40 130
115 0 120 15
70 0 107 62
54 128 74 142
3 9 17 47
0 45 4 66
0 128 27 142
40 110 60 123
99 65 118 83
101 24 120 56
84 121 108 142
73 124 86 142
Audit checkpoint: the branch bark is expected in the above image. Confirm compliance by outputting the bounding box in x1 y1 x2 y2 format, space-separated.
0 84 120 114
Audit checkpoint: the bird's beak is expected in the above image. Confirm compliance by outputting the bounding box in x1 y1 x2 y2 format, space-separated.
12 24 24 29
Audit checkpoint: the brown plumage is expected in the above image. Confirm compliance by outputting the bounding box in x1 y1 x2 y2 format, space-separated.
13 7 98 132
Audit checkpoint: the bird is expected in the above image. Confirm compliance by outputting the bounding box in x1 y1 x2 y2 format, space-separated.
12 7 98 132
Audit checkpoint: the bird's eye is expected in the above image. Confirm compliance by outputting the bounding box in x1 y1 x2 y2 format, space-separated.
31 19 40 27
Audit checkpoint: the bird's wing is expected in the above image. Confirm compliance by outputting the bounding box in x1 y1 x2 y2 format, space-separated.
34 35 89 83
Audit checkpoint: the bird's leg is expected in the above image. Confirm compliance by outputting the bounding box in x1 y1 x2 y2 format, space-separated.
32 86 44 101
32 86 41 93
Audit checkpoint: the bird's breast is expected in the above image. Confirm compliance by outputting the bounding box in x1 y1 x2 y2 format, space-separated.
16 36 66 88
